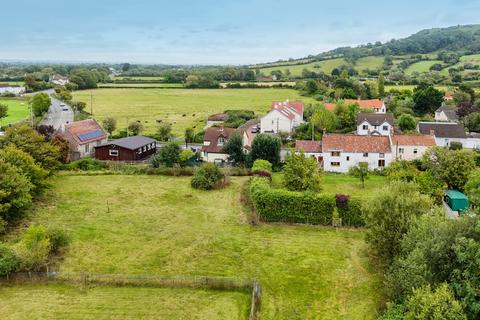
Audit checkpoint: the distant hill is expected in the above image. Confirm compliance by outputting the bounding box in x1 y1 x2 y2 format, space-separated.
252 24 480 84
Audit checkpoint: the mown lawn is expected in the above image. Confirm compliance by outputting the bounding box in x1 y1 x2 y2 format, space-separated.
72 88 314 136
3 175 383 320
272 173 386 200
0 283 248 320
0 98 29 126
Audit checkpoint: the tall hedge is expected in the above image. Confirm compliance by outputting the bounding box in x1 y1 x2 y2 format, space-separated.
336 194 364 227
250 177 335 225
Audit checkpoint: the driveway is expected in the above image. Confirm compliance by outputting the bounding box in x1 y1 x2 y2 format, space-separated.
33 89 74 131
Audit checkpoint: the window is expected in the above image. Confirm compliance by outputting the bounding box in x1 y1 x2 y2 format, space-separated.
413 148 418 154
85 144 90 153
383 125 388 131
331 162 340 167
362 125 368 130
331 151 341 157
147 144 151 150
399 148 404 154
138 148 142 154
218 137 226 146
143 146 147 152
363 153 368 157
346 156 350 161
374 125 378 130
109 149 119 156
378 160 385 167
379 153 385 158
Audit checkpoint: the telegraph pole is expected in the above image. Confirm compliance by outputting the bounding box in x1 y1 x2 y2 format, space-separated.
90 92 93 116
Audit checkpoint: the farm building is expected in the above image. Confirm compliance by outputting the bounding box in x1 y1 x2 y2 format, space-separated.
0 84 25 95
63 119 108 161
95 136 156 161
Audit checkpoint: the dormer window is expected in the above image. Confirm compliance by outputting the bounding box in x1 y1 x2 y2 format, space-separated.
218 137 226 146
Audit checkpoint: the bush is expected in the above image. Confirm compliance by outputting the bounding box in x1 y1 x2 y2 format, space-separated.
0 244 20 276
449 141 463 150
152 142 180 168
15 225 51 271
67 157 107 171
250 177 335 225
283 152 322 192
251 159 272 174
336 194 364 227
45 227 69 254
191 163 225 190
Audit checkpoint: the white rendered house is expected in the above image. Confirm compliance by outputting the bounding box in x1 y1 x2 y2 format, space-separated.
356 113 394 136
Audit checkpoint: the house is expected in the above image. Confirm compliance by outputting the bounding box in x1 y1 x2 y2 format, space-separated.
417 122 467 147
392 134 436 160
322 134 392 173
206 113 229 128
444 90 454 101
260 100 304 134
356 113 394 136
50 75 70 86
63 119 108 161
434 104 459 122
344 99 386 113
295 140 322 162
0 84 25 95
95 136 156 161
201 126 239 163
239 119 260 150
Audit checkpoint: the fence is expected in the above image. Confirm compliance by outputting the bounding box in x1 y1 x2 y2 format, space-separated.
1 272 262 319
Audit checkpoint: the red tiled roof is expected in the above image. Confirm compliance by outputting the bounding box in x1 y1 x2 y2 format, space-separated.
64 119 107 145
324 103 336 111
322 134 391 153
271 101 304 115
202 127 238 153
295 140 322 153
207 113 228 121
392 134 436 146
344 99 384 110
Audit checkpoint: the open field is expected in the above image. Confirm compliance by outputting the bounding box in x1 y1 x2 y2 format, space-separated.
384 84 451 92
72 88 315 135
0 283 248 320
4 175 383 319
272 173 386 200
98 83 184 88
0 98 29 126
405 60 444 75
113 76 165 81
260 58 346 77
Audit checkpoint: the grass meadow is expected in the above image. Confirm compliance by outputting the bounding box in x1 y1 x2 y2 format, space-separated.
0 284 248 320
1 175 383 320
72 88 315 136
405 60 444 75
0 98 29 126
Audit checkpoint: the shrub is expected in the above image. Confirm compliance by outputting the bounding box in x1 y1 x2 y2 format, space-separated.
251 159 272 174
449 141 463 150
191 163 225 190
68 157 107 171
179 149 196 167
0 244 20 276
15 225 51 271
46 227 70 254
336 194 364 227
250 177 335 225
152 142 180 168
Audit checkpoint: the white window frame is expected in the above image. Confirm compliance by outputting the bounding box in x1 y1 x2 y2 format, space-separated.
109 149 119 157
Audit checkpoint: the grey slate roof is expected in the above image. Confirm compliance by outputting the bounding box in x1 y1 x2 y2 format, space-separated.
356 113 394 126
435 104 459 121
98 136 156 150
418 122 467 138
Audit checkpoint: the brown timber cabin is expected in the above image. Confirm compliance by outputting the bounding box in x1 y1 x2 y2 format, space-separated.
95 136 156 161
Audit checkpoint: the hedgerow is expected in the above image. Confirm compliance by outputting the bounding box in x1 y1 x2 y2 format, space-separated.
250 177 335 225
336 194 364 227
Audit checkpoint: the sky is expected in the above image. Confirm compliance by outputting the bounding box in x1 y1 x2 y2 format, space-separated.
0 0 479 65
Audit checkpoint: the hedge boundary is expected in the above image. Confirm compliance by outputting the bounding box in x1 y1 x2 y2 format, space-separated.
249 177 364 227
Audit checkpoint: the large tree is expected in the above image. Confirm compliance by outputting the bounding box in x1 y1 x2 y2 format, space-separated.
423 147 476 190
30 93 51 117
222 132 245 165
102 117 117 136
0 103 8 129
248 134 281 167
283 152 322 192
157 122 172 142
363 181 433 264
412 84 443 115
311 106 337 133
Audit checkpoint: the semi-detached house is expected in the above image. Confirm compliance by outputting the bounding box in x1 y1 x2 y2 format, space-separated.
321 134 392 173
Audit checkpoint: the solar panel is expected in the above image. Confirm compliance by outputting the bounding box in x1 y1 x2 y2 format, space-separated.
78 130 103 142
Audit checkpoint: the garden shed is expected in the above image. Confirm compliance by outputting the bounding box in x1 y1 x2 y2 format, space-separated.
444 190 469 212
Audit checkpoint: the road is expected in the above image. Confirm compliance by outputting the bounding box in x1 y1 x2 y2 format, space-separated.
34 89 74 131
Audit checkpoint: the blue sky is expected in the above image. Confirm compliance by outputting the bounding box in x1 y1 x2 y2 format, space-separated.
0 0 479 65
